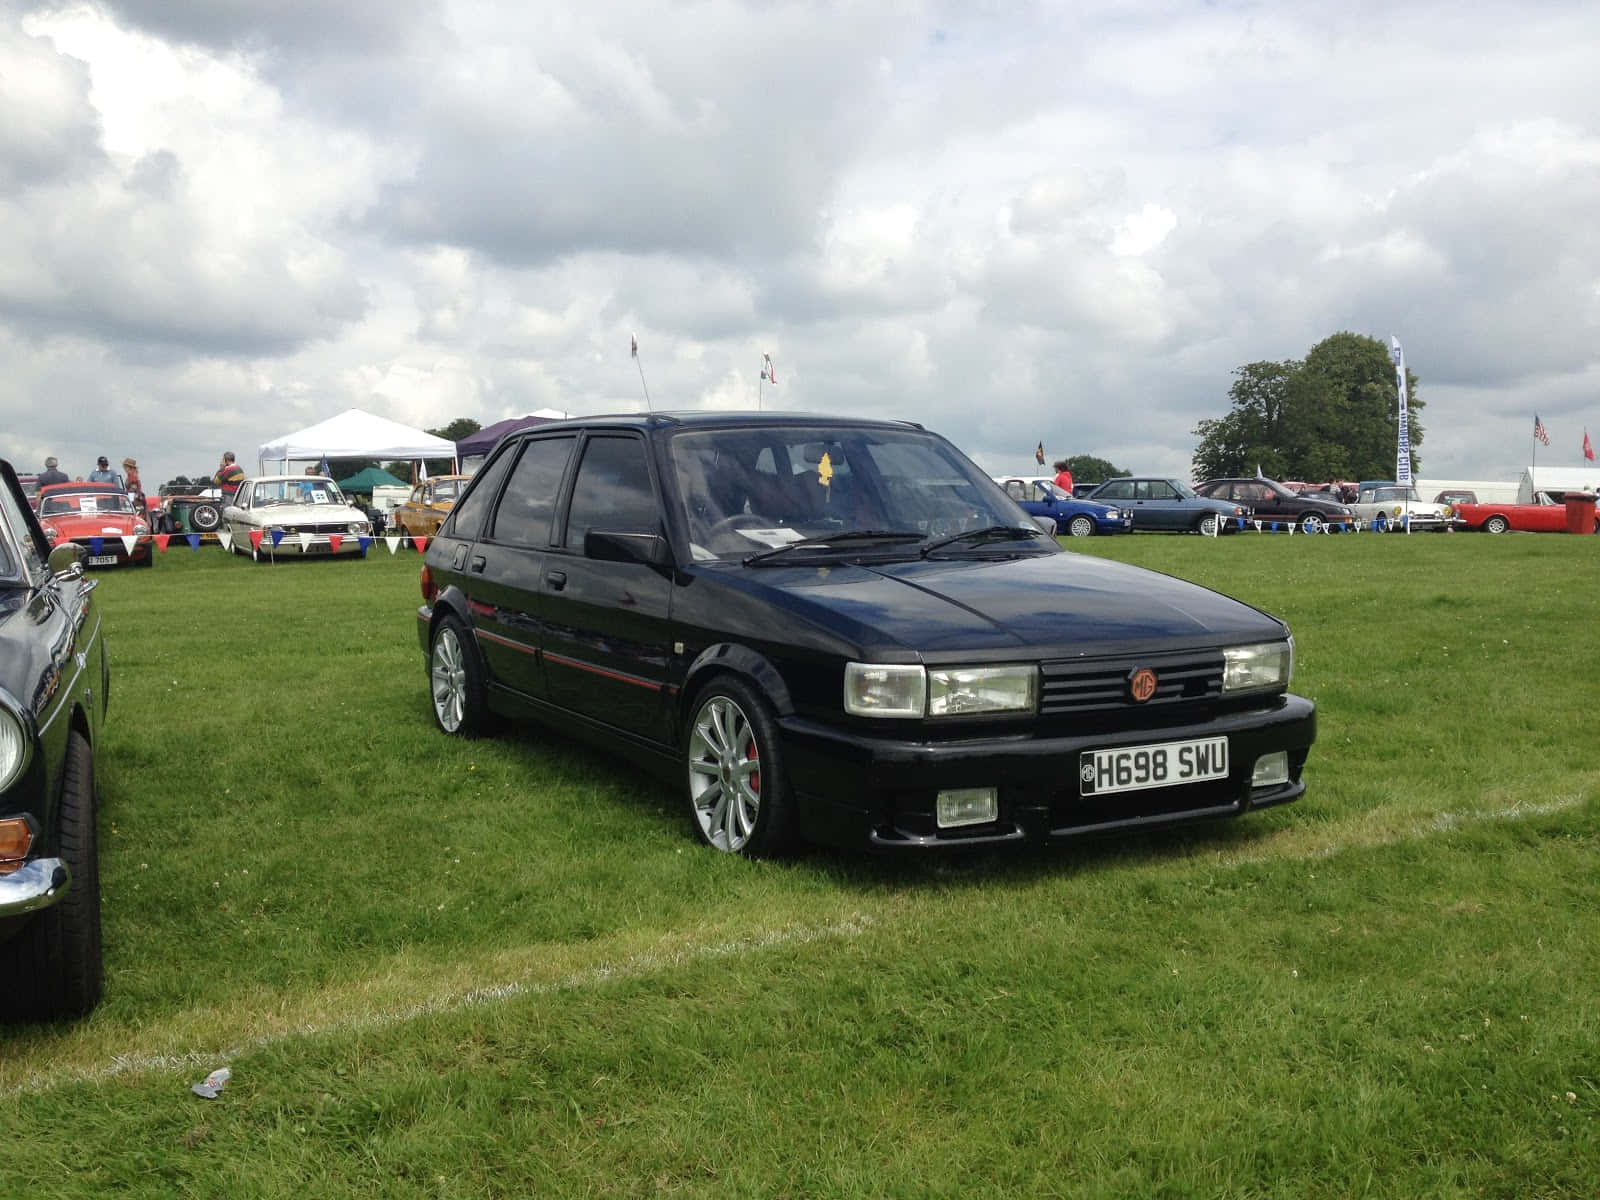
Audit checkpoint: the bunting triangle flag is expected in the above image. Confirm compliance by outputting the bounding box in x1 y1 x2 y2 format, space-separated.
155 533 171 553
271 529 285 546
1287 524 1295 536
90 537 104 555
186 534 201 551
1253 520 1262 532
297 532 314 553
329 534 343 554
411 535 428 554
358 536 371 555
120 535 137 555
217 531 234 552
250 529 264 550
385 535 401 555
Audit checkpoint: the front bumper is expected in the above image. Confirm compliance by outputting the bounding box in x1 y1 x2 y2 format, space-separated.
0 858 69 918
779 695 1316 851
254 533 369 556
64 535 152 566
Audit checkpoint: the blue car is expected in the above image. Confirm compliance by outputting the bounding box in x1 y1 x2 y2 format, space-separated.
1083 477 1249 535
993 476 1133 537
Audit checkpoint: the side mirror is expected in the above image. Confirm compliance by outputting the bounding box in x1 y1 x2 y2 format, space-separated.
48 541 88 580
1030 516 1058 535
585 529 672 566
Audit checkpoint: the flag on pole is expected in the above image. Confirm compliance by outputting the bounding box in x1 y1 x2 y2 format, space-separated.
1584 429 1594 461
318 454 330 477
1035 442 1046 466
1534 414 1550 446
631 333 638 358
1389 336 1412 485
760 352 776 384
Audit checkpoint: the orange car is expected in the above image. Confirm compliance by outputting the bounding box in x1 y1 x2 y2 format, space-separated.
36 482 154 567
390 476 470 539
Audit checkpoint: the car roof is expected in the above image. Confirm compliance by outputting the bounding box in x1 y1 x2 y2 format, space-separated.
501 410 926 437
246 475 339 484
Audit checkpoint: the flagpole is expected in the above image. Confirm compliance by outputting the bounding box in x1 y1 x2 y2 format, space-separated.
631 333 652 412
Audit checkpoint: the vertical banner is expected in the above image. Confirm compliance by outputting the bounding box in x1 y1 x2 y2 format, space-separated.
1390 336 1412 485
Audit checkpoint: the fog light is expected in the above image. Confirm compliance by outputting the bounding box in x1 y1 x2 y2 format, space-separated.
936 787 998 828
1251 752 1289 788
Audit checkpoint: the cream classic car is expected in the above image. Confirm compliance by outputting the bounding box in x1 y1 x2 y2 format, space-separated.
221 475 373 560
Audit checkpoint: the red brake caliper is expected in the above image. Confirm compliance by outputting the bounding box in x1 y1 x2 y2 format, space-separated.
748 739 760 795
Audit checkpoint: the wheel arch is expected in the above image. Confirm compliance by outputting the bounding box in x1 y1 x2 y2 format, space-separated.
679 642 796 730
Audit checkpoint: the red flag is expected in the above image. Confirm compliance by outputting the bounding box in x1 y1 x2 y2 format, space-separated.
1585 430 1595 461
328 534 343 554
1534 414 1550 446
154 533 171 553
249 529 264 550
412 535 428 554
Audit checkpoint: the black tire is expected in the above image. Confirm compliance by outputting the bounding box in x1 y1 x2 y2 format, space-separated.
1298 513 1324 534
188 502 220 532
1066 515 1095 538
429 615 489 735
683 674 796 858
0 728 103 1020
1195 513 1219 536
1485 515 1510 534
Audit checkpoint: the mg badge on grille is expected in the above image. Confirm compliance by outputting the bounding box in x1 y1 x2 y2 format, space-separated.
1127 667 1158 703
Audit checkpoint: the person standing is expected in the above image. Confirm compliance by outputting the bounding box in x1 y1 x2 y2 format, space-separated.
121 457 142 494
214 451 245 499
1052 459 1075 494
88 455 119 483
38 456 68 486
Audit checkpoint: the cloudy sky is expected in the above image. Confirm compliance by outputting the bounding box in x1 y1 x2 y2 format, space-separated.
3 0 1598 490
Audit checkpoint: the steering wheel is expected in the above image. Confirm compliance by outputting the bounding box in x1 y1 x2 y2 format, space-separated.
706 512 776 541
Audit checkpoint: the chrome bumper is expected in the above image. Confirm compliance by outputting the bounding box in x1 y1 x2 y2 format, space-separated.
0 858 70 918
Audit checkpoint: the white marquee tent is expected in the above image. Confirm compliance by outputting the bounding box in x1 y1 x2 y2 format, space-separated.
257 409 458 474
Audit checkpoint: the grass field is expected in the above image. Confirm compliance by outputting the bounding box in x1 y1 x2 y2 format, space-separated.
5 532 1599 1197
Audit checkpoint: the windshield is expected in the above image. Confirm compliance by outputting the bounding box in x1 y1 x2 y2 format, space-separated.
1369 486 1419 503
668 425 1039 561
251 479 347 506
40 491 135 516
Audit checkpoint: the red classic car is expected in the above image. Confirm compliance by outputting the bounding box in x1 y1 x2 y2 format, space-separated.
1453 491 1598 534
36 482 155 567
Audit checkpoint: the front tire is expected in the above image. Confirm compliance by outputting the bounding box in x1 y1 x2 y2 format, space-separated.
684 675 796 858
1485 515 1510 534
1196 514 1219 536
1298 513 1324 534
1066 515 1095 538
430 615 488 735
0 729 103 1020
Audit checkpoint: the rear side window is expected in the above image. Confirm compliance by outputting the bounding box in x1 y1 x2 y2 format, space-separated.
489 436 576 546
447 444 516 541
563 437 658 548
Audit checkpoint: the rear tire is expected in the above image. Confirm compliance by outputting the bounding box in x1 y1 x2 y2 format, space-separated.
1485 516 1510 534
0 729 103 1020
1298 513 1323 534
1196 514 1219 536
430 615 489 735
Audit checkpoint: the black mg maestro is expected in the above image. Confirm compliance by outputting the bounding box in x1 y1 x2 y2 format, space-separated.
417 413 1315 857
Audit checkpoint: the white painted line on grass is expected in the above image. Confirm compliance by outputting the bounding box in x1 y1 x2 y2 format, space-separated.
3 913 876 1099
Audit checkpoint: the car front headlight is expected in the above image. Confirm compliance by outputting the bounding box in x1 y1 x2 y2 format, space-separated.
1222 639 1294 693
845 663 1038 718
0 706 31 793
348 521 367 534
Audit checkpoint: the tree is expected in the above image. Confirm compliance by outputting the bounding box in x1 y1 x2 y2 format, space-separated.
1058 454 1131 486
1191 333 1423 482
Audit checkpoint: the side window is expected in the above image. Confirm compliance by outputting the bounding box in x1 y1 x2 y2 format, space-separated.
1100 481 1132 501
483 436 574 546
564 436 658 549
1149 481 1178 501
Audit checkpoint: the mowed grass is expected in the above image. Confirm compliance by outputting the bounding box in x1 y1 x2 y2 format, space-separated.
4 531 1598 1197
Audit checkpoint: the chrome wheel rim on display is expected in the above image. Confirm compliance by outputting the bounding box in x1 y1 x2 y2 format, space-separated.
687 694 761 852
431 627 468 731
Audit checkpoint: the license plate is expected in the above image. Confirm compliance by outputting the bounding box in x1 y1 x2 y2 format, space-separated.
88 555 119 565
1079 736 1229 796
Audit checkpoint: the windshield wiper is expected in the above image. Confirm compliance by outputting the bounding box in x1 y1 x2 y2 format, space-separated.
920 524 1046 557
743 529 926 566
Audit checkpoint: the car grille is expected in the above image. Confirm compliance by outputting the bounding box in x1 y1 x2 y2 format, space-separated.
274 522 354 535
1039 650 1223 715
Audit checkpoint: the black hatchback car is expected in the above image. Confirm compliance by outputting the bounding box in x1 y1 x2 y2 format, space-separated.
0 460 108 1019
417 413 1316 857
1194 478 1359 533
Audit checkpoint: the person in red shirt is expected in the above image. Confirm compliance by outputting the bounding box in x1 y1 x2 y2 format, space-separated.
1052 459 1074 494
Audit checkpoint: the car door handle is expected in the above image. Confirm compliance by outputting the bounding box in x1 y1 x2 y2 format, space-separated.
546 571 567 591
470 555 486 573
